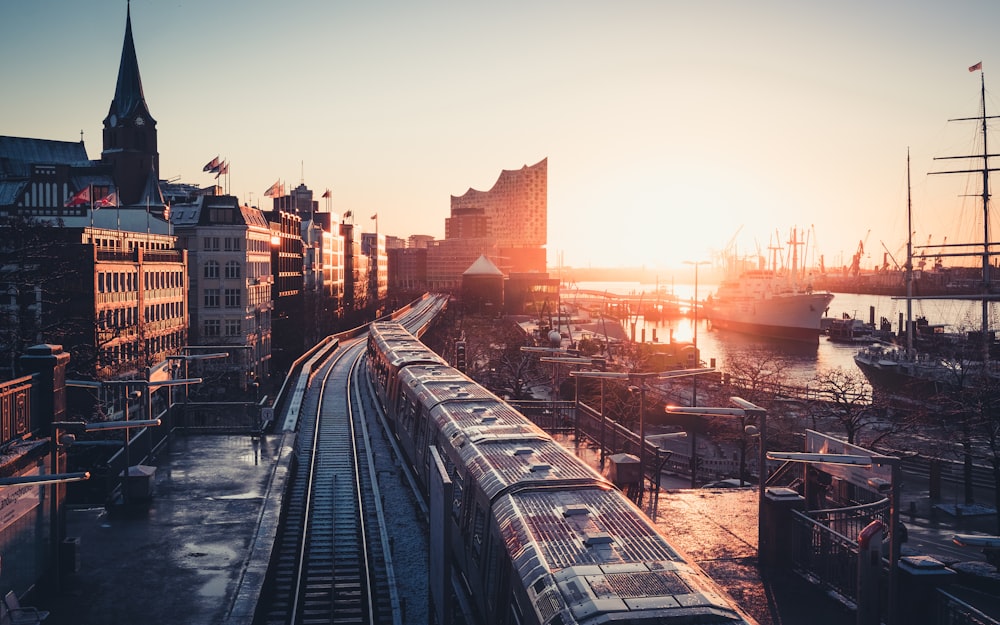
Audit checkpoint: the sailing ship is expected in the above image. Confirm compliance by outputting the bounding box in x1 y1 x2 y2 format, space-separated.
854 70 1000 398
704 227 834 342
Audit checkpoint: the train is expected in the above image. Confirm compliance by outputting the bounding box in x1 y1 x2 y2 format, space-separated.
366 321 757 625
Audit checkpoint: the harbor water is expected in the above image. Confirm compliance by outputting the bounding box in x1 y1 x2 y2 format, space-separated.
567 281 1000 387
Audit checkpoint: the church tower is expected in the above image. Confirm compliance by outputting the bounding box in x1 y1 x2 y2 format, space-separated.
101 4 159 207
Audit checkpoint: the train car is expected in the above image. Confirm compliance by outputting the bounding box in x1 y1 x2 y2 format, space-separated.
366 324 757 625
367 322 446 411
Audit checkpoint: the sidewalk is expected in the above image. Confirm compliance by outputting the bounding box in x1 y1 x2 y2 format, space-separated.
41 434 282 625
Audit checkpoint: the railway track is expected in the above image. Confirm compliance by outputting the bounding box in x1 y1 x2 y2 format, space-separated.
256 296 447 625
257 338 399 625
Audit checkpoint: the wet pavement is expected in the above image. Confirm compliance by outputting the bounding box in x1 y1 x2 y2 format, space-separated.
41 433 287 625
33 429 998 625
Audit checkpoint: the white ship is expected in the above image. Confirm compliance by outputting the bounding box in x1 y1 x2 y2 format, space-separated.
704 228 834 342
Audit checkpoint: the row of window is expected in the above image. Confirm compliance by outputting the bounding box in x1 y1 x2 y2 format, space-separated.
203 318 242 337
203 288 242 308
97 301 184 328
204 260 243 279
98 329 185 367
98 270 184 293
202 236 244 251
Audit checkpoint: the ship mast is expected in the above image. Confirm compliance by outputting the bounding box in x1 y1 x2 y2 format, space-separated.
906 149 914 353
929 68 999 364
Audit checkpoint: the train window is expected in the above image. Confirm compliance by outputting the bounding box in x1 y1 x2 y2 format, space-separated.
451 471 464 522
472 505 485 559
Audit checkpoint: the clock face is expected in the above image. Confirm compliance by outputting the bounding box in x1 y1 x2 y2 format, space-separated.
110 114 117 126
135 116 144 126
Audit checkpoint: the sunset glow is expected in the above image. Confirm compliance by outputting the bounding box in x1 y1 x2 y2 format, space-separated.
3 1 998 272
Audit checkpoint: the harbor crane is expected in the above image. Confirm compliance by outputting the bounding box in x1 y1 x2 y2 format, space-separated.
848 229 871 277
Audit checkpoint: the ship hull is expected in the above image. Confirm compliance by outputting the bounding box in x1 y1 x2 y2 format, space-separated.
854 347 998 400
705 292 835 343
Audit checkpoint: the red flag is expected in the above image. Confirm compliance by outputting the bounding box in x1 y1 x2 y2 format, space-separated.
64 186 91 207
370 213 378 220
321 188 332 199
203 156 220 172
94 191 118 208
264 180 282 197
969 62 983 72
215 161 229 178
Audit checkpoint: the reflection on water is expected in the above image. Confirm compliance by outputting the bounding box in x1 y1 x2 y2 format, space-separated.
570 282 1000 387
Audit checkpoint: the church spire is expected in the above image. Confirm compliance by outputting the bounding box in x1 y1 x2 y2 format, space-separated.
102 2 159 207
105 2 154 126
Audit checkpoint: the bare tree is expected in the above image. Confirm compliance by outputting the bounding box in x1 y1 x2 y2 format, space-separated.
810 366 883 445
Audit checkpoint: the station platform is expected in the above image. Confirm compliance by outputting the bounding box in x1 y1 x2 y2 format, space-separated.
40 434 287 625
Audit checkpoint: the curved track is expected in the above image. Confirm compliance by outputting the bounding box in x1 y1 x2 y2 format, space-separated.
256 296 446 625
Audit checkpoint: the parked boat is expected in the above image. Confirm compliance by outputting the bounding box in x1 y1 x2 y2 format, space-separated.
704 228 834 342
854 73 1000 398
827 317 879 344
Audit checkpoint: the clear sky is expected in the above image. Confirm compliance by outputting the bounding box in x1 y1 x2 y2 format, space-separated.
3 0 999 273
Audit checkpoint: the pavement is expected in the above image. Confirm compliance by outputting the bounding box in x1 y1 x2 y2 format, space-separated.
39 433 288 625
31 429 999 625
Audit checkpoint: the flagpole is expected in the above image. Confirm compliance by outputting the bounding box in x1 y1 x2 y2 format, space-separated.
89 184 94 228
116 187 121 231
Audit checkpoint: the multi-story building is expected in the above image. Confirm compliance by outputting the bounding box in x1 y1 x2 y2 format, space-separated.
426 237 490 291
301 213 344 342
0 6 181 384
449 157 547 274
171 195 272 387
267 210 304 372
361 232 387 313
388 247 428 292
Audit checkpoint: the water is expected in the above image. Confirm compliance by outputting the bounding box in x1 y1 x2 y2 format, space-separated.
569 281 999 386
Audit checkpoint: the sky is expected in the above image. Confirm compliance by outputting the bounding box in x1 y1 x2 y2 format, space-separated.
3 0 1000 274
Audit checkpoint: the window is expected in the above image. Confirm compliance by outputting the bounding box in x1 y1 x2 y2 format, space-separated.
204 319 220 337
224 237 242 251
225 319 241 336
204 261 220 279
204 289 220 308
225 261 241 279
224 289 241 308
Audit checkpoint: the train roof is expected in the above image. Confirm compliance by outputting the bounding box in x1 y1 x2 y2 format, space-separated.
494 487 751 624
400 370 498 405
451 436 606 500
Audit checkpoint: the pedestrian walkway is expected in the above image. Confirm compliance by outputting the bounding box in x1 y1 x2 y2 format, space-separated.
40 434 285 625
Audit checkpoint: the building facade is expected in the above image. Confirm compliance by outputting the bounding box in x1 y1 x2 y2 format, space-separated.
171 195 272 387
449 157 547 274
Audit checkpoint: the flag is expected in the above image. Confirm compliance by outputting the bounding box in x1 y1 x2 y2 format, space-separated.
321 188 332 199
370 213 378 220
94 191 118 208
215 161 229 179
203 156 220 172
64 186 91 207
969 61 983 72
264 180 282 197
344 210 352 219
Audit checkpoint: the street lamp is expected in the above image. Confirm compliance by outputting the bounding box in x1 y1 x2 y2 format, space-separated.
570 367 714 504
767 450 902 625
682 259 710 487
165 351 229 413
665 397 767 552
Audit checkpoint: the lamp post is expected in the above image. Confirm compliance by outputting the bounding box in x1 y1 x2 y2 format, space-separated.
570 367 715 505
665 397 767 553
682 259 710 487
165 351 229 419
768 450 901 625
